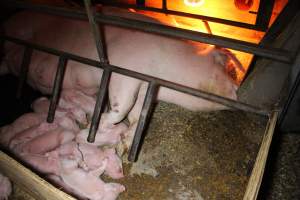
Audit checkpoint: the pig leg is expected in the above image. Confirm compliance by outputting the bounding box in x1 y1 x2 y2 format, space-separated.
20 152 60 175
116 83 147 155
100 74 141 129
0 172 12 200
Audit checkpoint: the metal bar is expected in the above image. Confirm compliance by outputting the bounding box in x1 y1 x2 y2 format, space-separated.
16 47 32 98
255 0 275 31
83 0 107 63
84 0 110 141
1 0 294 63
2 35 270 116
88 68 111 142
260 0 300 45
47 56 68 123
96 0 260 30
128 81 159 161
162 0 167 11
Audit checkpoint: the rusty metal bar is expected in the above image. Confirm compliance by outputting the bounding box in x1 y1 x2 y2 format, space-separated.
88 69 111 143
16 47 32 98
2 35 270 116
47 56 68 123
83 0 111 142
128 81 159 161
1 0 294 63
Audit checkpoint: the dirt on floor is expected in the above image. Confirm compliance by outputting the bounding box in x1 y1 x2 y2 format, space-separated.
111 102 267 200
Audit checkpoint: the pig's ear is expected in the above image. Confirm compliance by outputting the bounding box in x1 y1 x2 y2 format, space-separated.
213 48 245 73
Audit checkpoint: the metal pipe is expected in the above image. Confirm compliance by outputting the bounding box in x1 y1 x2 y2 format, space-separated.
88 68 111 143
1 0 294 63
16 47 32 98
83 0 107 63
2 36 270 116
47 56 68 123
83 0 110 142
128 81 159 161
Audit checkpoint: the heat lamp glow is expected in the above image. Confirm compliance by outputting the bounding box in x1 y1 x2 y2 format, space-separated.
184 0 205 7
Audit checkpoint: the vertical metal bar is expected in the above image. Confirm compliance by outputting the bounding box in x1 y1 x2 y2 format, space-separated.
162 0 167 11
83 0 107 63
16 47 33 98
128 81 159 162
88 68 111 142
255 0 275 31
47 56 68 123
84 0 111 142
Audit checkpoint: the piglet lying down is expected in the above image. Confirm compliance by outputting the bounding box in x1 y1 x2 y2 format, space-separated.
0 90 128 200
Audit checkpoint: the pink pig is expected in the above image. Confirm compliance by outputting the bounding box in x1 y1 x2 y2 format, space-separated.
59 158 125 200
0 172 12 200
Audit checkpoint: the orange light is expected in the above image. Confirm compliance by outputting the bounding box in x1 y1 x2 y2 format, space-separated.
184 0 205 7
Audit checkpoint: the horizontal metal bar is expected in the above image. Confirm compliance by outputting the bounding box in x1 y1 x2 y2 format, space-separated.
96 1 262 30
47 56 68 123
128 81 159 161
2 0 294 63
88 68 111 143
16 46 32 99
1 35 270 116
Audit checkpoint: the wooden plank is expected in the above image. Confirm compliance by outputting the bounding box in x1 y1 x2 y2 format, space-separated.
0 151 75 200
243 111 278 200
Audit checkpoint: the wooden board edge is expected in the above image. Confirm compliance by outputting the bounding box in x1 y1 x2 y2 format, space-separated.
243 111 278 200
0 150 76 200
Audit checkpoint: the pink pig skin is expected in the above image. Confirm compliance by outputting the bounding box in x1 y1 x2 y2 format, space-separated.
32 96 88 125
78 144 124 179
20 152 60 175
0 112 46 147
59 158 125 200
0 172 12 200
76 122 128 147
15 128 75 154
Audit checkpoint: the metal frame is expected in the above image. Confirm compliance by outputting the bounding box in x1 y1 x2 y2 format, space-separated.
0 0 296 161
96 0 275 31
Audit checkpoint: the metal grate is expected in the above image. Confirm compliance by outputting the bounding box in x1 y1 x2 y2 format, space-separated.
0 0 298 161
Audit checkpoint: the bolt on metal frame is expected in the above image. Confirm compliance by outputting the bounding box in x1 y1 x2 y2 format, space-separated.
0 0 297 161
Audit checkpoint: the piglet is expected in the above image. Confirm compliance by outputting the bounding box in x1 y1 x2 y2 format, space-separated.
15 128 75 154
76 122 128 147
59 158 125 200
0 112 46 147
20 151 60 175
0 172 12 200
78 144 124 179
